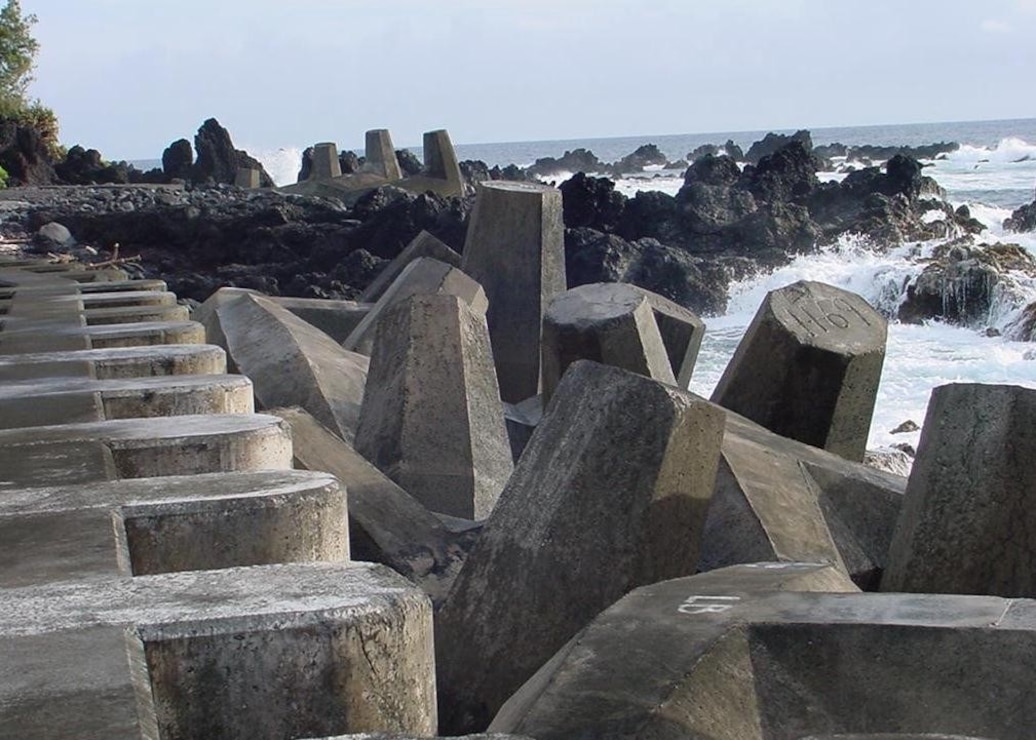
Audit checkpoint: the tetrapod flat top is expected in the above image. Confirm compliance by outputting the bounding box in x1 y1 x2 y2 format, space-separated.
479 181 556 194
0 413 286 446
768 280 885 352
546 282 648 326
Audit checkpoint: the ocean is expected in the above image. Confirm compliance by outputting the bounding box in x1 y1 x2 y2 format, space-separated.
243 118 1036 457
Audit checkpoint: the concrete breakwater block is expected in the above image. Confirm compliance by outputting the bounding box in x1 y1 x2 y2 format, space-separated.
435 361 725 733
0 562 435 738
883 383 1036 597
0 374 254 428
356 294 513 520
0 470 347 586
343 257 486 356
0 279 168 299
80 303 190 325
311 141 343 180
361 230 462 304
712 280 886 462
490 563 1036 739
363 129 403 181
541 282 676 402
272 407 467 606
643 289 707 387
0 319 206 354
205 290 369 443
461 181 566 403
269 295 371 343
0 289 177 313
0 344 227 381
0 413 293 489
702 411 906 589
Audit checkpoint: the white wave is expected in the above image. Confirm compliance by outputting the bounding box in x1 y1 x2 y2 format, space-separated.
613 173 684 198
941 136 1036 165
248 146 305 187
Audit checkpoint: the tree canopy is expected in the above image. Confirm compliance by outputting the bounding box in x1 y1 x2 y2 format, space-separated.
0 0 37 115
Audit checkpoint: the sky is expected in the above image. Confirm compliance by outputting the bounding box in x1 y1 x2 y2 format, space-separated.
20 0 1036 160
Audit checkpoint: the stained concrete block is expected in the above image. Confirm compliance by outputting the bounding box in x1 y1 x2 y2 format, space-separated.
396 130 466 197
0 289 176 312
0 344 227 381
490 564 1036 740
207 290 369 443
0 563 435 738
355 293 513 520
883 383 1036 597
435 361 725 733
0 278 167 299
711 280 887 462
0 374 254 428
363 129 403 181
271 406 467 606
0 470 347 586
82 303 190 325
541 282 675 403
343 257 487 356
270 295 371 343
235 167 261 188
701 410 906 590
461 181 566 402
0 413 292 488
311 141 343 180
360 230 462 303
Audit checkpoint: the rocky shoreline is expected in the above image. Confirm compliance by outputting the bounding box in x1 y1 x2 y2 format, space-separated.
2 118 1036 326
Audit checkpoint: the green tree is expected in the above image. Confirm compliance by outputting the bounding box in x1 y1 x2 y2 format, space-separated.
0 0 37 115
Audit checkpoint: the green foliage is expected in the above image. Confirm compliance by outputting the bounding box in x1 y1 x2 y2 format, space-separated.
0 164 8 188
0 0 37 116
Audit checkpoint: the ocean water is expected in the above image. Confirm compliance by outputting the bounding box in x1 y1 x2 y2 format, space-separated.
253 119 1036 456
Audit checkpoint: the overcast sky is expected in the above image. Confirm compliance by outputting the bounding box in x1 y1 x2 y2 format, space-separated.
22 0 1036 159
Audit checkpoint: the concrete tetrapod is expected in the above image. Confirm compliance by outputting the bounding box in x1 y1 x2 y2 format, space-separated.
711 280 886 462
269 296 370 343
206 290 369 443
0 373 254 428
461 180 566 403
343 257 487 356
0 470 348 586
435 361 725 734
355 293 513 520
360 230 462 303
701 411 906 589
0 344 227 381
271 406 470 607
490 562 1036 739
541 282 676 403
0 563 435 739
883 383 1036 597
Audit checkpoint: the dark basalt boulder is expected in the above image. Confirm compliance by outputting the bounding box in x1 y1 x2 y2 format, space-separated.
395 148 423 176
683 153 741 188
1005 199 1036 233
617 190 682 243
609 143 667 175
564 227 730 316
899 241 1036 325
162 138 193 181
191 118 274 187
340 150 361 174
527 148 602 178
739 141 821 203
54 145 133 185
297 146 313 182
459 160 492 190
559 172 626 231
744 129 813 164
0 117 56 185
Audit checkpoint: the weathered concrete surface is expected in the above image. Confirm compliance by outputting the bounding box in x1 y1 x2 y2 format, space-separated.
0 413 292 488
712 280 887 462
81 303 190 325
271 406 469 606
461 181 566 403
642 289 706 388
355 294 512 520
491 563 1036 739
0 373 254 428
0 563 435 739
502 396 542 464
311 141 343 180
361 230 462 303
395 129 465 197
270 295 370 343
883 383 1036 597
702 411 906 590
0 470 347 586
541 282 675 403
0 279 167 299
363 129 403 181
435 361 725 733
205 289 369 443
1 289 176 312
0 344 227 381
317 735 532 739
0 319 206 354
343 257 486 356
